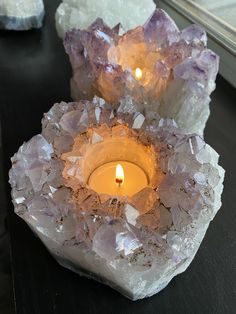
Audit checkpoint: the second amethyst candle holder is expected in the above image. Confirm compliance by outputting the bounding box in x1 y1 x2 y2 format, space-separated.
64 9 219 135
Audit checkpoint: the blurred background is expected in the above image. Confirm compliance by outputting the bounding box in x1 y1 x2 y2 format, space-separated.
0 124 14 313
191 0 236 27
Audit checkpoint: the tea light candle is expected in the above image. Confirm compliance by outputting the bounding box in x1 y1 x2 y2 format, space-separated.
135 67 143 81
88 161 148 197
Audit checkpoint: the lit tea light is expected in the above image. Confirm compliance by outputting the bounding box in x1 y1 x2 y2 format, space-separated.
88 161 148 197
135 67 143 80
115 164 124 187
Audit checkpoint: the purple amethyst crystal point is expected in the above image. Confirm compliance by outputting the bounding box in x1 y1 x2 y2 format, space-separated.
174 49 219 89
64 29 84 65
59 108 89 135
197 50 219 84
85 18 118 63
65 18 117 67
9 99 224 300
92 221 141 261
9 135 53 192
180 24 207 47
144 9 179 46
159 48 219 134
159 174 201 211
64 19 119 100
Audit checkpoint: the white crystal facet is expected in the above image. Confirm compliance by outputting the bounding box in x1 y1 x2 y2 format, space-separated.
55 0 156 38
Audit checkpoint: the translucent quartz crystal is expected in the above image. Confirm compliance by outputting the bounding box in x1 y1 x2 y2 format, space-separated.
0 0 44 30
64 9 219 135
9 97 224 300
55 0 156 38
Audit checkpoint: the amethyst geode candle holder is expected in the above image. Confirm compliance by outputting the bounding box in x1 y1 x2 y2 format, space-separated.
9 97 224 300
64 9 219 135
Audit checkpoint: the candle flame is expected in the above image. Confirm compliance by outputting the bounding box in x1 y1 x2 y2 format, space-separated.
115 164 124 186
135 67 143 80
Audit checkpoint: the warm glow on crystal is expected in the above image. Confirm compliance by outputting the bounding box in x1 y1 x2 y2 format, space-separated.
115 164 124 186
135 67 143 80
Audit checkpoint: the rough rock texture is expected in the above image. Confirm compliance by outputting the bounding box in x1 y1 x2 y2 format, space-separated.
9 98 224 300
0 0 44 30
64 9 219 135
55 0 156 38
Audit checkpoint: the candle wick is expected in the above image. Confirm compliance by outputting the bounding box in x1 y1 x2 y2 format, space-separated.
116 178 123 187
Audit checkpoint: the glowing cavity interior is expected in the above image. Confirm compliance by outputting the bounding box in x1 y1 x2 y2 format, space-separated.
107 28 171 94
61 124 163 201
88 161 148 197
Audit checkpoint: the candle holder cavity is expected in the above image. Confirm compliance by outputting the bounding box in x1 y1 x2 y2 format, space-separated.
64 9 219 135
62 123 162 197
9 97 224 300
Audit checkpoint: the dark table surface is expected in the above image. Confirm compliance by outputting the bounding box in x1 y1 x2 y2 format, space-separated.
0 1 236 313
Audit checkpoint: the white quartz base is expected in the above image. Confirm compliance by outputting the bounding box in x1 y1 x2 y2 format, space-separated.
0 0 45 30
55 0 156 38
30 221 210 300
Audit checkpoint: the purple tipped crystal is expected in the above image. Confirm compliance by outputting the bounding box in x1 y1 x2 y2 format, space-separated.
144 9 179 46
180 24 207 46
174 49 219 92
159 173 201 210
